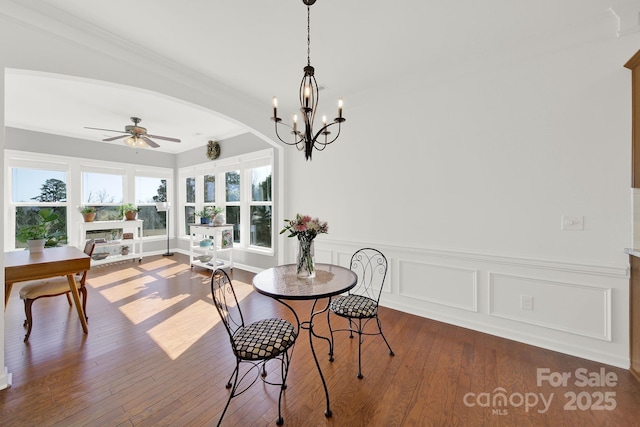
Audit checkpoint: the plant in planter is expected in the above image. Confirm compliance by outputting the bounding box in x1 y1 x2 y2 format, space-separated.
120 245 130 256
16 208 66 252
80 206 97 222
120 203 139 220
196 207 213 224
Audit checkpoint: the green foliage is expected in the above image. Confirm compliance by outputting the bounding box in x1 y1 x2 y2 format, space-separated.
196 206 223 219
16 208 66 247
119 203 139 216
31 178 67 202
152 180 167 202
80 206 96 214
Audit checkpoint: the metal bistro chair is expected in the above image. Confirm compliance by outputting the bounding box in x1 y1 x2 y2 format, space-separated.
210 269 298 426
19 240 95 341
328 248 394 379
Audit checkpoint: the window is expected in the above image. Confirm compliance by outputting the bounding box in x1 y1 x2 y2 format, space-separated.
204 174 215 203
10 167 68 249
136 176 167 237
82 171 123 220
185 177 196 234
226 171 241 242
250 165 272 248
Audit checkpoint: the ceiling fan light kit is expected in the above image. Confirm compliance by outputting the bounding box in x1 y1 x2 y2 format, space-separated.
85 116 181 149
271 0 345 161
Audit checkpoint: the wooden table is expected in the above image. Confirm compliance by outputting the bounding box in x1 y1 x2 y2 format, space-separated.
253 263 357 418
4 246 90 334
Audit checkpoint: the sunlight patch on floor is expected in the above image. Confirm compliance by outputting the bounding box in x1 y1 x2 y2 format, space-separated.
146 299 219 360
155 264 191 278
119 292 190 325
98 275 157 303
137 257 178 271
88 267 142 288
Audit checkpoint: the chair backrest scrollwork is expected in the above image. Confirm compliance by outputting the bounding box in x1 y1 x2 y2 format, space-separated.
210 269 245 344
349 248 388 302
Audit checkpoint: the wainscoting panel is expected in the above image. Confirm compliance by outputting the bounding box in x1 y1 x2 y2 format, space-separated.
489 273 611 341
398 260 478 312
307 238 629 367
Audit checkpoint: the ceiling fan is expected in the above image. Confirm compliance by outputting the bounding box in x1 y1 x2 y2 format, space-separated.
85 116 181 149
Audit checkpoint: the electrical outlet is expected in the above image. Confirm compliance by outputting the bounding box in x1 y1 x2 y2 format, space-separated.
521 295 533 310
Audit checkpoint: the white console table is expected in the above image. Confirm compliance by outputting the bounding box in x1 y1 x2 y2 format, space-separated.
78 220 144 265
189 224 233 271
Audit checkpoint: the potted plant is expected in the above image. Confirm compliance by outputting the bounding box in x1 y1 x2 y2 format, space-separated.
120 203 139 220
80 206 97 222
211 206 225 225
16 208 65 253
120 245 130 256
196 207 212 224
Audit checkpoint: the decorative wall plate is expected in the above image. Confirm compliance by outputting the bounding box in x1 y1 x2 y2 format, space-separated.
207 140 220 160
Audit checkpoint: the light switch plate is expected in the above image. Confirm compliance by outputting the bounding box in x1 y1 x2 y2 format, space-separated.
561 215 584 231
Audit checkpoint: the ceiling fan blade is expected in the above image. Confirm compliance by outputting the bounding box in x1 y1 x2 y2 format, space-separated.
85 126 127 133
146 134 181 143
142 136 160 148
103 135 128 142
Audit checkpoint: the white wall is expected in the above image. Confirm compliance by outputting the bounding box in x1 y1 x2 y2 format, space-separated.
1 3 640 391
281 14 640 367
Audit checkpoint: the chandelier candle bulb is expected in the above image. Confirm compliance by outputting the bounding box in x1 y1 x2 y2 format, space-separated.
272 97 278 118
338 98 343 118
304 86 310 108
293 115 298 133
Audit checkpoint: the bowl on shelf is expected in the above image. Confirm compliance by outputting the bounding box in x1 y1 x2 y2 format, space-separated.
199 239 213 247
92 253 109 260
198 255 213 263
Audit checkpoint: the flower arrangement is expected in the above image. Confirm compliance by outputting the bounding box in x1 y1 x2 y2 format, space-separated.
280 214 328 278
280 214 329 240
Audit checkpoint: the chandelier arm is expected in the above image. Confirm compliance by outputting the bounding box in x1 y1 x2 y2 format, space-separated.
311 120 343 146
273 121 304 147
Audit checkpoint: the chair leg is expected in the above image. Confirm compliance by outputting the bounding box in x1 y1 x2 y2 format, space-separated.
218 362 240 427
276 351 294 426
376 316 395 356
327 309 335 362
65 292 72 306
80 287 88 321
23 299 34 342
357 318 364 379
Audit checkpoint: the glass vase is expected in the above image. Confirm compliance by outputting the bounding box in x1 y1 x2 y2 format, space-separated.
297 238 316 278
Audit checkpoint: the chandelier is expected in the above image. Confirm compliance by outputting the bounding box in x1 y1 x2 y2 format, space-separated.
271 0 345 161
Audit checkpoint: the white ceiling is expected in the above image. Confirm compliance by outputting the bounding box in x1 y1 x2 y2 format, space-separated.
3 0 625 153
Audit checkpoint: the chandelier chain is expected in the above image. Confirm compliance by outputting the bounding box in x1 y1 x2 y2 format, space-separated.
307 6 311 67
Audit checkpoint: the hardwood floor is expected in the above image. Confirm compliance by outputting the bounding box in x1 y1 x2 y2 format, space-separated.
2 253 640 426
